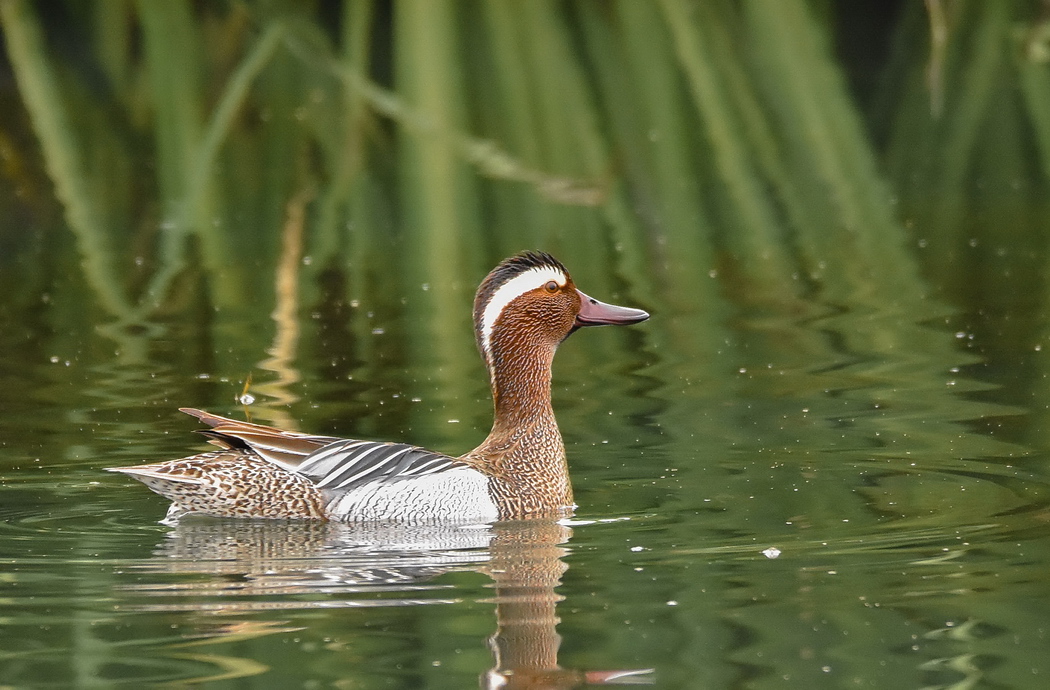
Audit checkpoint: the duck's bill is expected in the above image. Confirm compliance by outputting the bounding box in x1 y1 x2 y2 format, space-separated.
574 289 649 327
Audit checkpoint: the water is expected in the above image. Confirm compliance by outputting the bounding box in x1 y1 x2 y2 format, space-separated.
4 2 1050 687
3 247 1050 688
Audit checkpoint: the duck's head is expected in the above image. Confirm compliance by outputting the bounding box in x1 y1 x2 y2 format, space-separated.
473 252 649 370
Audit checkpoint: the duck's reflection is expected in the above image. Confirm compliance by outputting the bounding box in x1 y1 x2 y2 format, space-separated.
133 518 651 686
482 521 651 688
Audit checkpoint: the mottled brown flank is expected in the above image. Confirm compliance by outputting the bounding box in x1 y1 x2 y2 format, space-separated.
115 450 326 519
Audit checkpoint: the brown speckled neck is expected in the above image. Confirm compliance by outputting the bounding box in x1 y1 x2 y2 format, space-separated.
463 321 572 518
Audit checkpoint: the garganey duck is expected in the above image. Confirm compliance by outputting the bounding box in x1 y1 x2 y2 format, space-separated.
109 252 648 523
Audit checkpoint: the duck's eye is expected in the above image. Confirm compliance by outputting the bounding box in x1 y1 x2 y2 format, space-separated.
544 281 559 293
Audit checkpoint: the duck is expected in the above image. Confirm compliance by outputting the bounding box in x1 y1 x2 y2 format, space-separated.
108 251 649 524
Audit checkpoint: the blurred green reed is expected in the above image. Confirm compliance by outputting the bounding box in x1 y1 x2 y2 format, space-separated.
0 2 1012 312
1 0 1045 454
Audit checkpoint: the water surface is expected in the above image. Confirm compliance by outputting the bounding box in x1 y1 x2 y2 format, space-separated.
3 251 1050 688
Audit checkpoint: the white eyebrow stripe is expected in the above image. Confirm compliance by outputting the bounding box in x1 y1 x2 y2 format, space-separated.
481 266 566 357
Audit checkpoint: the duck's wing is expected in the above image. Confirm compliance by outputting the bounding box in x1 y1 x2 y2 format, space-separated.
180 408 343 471
293 439 465 492
179 408 467 491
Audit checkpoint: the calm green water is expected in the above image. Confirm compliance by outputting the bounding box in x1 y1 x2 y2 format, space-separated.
4 1 1050 688
4 226 1050 688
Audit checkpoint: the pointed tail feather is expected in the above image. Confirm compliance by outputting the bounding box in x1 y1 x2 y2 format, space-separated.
105 465 202 484
179 407 286 434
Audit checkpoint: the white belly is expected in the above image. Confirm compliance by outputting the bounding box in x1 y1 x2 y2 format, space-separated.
324 467 499 524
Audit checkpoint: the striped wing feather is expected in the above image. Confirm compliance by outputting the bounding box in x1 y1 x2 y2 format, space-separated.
180 408 464 491
295 440 463 491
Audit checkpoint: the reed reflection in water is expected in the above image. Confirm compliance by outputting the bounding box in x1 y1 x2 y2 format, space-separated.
120 518 653 687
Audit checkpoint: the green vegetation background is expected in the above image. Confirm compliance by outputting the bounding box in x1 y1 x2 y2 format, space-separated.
1 0 1048 451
